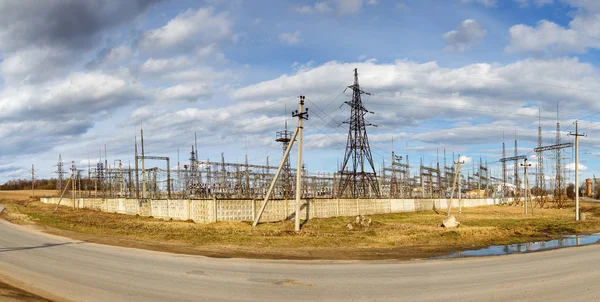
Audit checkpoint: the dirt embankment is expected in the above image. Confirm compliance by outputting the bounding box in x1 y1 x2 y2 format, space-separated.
0 274 59 302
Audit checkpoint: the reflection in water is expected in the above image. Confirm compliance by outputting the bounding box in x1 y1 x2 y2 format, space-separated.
441 234 600 258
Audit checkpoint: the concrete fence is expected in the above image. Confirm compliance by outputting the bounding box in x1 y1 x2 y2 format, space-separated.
40 196 513 224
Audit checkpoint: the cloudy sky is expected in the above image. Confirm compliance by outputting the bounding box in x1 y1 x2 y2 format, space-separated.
2 0 600 186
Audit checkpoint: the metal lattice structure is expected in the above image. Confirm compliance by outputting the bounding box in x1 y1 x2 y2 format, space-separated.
534 142 573 202
537 113 544 195
514 138 520 191
502 141 506 194
276 121 294 198
55 154 66 192
337 68 380 198
556 121 563 200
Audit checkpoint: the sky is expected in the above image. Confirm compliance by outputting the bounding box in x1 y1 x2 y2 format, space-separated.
1 0 600 187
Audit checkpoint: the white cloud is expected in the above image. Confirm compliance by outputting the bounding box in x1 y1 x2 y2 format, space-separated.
332 0 364 13
367 0 379 4
294 0 364 14
397 2 409 10
139 57 193 74
231 57 600 114
514 0 553 7
158 84 212 103
103 45 132 63
507 2 600 54
295 3 333 13
0 71 146 121
279 31 302 44
459 155 473 164
444 19 487 52
0 46 72 84
506 20 584 54
138 7 234 51
460 0 498 8
566 162 588 171
562 0 600 13
229 57 600 152
160 66 233 83
292 60 316 71
85 44 133 69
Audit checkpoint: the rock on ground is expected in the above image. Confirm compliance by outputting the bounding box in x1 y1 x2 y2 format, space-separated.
346 215 372 230
441 216 460 228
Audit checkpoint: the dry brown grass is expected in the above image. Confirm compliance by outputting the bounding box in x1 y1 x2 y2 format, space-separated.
2 190 600 260
0 190 55 202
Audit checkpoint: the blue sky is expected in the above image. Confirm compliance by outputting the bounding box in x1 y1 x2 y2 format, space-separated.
1 0 600 188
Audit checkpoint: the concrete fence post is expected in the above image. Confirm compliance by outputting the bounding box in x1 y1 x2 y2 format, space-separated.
213 196 218 223
252 199 256 222
356 198 360 215
187 199 191 221
166 199 170 218
336 199 340 217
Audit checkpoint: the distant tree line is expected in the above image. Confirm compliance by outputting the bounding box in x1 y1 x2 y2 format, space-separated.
0 178 57 190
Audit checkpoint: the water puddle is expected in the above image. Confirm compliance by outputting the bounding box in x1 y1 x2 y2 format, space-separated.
439 234 600 258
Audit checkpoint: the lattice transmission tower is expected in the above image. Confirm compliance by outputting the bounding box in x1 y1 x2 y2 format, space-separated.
338 68 380 198
276 121 293 198
537 110 544 195
55 154 66 192
556 119 563 200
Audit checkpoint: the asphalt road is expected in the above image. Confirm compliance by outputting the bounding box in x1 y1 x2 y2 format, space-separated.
2 219 600 302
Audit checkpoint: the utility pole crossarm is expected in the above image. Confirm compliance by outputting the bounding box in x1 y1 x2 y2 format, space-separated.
533 143 573 152
137 156 170 161
499 155 527 162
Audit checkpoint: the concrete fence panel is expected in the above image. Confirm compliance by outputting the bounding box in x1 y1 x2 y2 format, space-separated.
41 196 501 224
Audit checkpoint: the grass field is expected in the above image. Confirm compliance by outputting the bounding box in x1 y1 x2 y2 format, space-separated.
2 190 600 260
